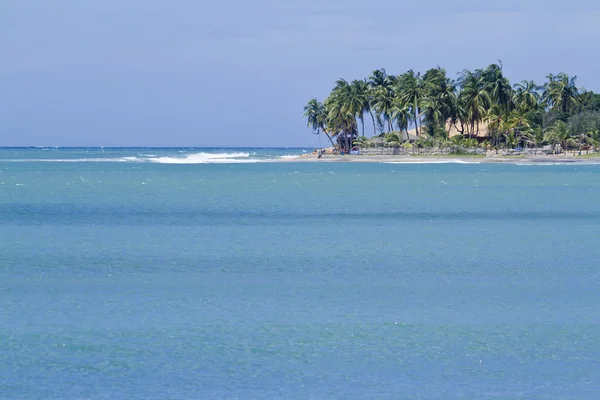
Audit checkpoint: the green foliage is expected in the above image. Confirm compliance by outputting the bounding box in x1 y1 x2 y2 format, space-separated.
303 99 326 133
522 125 545 148
544 121 569 152
578 91 600 113
415 136 436 149
458 69 492 136
384 131 405 147
463 138 478 148
304 62 598 155
568 112 600 137
353 136 369 148
544 73 579 114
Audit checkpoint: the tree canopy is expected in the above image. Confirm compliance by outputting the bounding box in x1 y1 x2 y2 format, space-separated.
304 63 600 152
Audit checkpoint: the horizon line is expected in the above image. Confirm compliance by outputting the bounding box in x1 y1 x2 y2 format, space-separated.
0 146 314 149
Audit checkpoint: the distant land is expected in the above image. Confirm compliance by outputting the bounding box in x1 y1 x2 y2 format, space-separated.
303 63 600 159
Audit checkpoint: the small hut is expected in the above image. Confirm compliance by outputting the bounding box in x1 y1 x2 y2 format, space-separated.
336 129 357 154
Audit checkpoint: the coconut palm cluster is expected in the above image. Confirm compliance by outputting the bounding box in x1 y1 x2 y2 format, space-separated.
304 63 600 154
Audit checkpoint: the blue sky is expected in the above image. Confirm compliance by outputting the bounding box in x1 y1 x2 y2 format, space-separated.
1 0 599 147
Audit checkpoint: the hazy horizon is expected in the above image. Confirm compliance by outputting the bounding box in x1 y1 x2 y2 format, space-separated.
0 145 313 149
2 0 600 147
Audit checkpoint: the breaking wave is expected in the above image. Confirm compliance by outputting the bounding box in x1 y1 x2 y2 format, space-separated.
144 152 254 164
2 152 270 164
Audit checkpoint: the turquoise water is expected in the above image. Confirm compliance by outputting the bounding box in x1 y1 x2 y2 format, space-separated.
2 148 600 399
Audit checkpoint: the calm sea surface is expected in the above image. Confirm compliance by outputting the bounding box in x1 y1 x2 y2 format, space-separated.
1 148 600 399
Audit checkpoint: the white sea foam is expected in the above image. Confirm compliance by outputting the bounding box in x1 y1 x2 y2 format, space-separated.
280 155 300 159
145 152 253 164
5 158 130 163
384 160 482 164
3 152 263 164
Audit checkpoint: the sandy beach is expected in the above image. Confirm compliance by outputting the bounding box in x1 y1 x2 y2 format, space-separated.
280 153 600 164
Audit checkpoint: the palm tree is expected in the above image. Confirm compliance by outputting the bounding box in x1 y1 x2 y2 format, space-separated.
458 69 491 137
353 136 369 149
307 63 594 154
422 67 457 133
544 73 579 114
483 62 514 112
352 79 375 137
448 96 468 135
368 69 394 133
371 84 395 132
303 98 335 147
522 125 545 152
514 80 541 110
485 104 508 147
384 131 404 147
368 69 395 131
368 68 388 89
350 79 370 137
506 107 531 147
544 120 570 153
396 70 424 136
420 96 444 134
391 103 412 140
325 79 360 151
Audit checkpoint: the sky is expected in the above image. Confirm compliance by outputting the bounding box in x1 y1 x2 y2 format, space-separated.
1 0 600 147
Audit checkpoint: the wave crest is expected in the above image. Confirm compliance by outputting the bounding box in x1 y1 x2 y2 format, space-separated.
146 152 252 164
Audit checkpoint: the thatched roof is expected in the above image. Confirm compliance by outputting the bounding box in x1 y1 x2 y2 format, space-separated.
369 132 419 145
406 121 490 138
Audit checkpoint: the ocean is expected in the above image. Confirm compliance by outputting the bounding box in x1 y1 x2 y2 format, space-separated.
1 147 600 399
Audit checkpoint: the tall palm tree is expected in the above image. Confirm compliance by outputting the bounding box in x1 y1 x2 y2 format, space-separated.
350 79 370 137
544 73 579 114
506 107 531 147
352 79 375 137
483 62 514 112
303 99 336 147
514 80 541 110
420 96 444 134
368 69 396 133
458 69 491 137
448 92 467 135
422 67 457 133
485 104 508 147
325 79 361 151
368 69 389 131
391 103 411 140
371 84 395 132
397 70 424 136
368 68 388 89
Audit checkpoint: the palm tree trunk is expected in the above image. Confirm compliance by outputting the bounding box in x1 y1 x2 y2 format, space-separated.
414 117 419 137
323 131 336 148
345 129 351 153
414 100 420 137
368 110 377 137
360 116 365 137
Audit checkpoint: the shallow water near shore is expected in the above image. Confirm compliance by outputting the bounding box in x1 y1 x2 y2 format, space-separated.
2 148 600 399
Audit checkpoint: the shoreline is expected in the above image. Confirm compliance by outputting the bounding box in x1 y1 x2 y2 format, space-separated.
279 154 600 164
